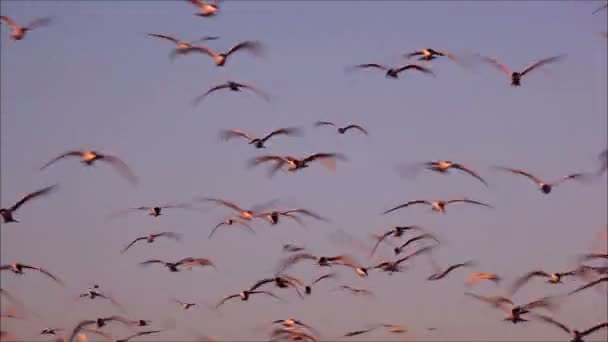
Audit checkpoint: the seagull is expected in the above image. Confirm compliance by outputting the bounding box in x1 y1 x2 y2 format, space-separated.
493 166 589 194
350 63 434 79
427 260 476 281
465 272 502 287
40 150 137 185
465 293 557 324
182 40 263 66
199 197 278 221
254 208 328 226
121 232 182 254
314 121 368 135
67 316 134 342
373 245 437 274
139 257 215 272
533 314 607 342
249 153 347 177
333 285 374 297
249 274 304 298
76 285 126 312
276 253 358 274
421 160 488 186
510 269 579 295
304 273 337 295
215 290 283 309
219 127 301 149
369 225 425 257
480 54 565 86
187 0 220 17
383 198 492 215
173 298 198 310
194 81 270 105
209 217 255 239
568 276 608 296
40 328 64 336
147 33 219 58
1 263 63 286
405 48 455 61
111 203 194 218
0 16 51 41
393 233 439 255
1 184 57 224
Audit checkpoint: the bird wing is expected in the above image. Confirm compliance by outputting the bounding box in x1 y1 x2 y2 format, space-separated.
25 17 51 30
451 163 488 186
275 253 317 274
202 198 245 214
99 154 138 185
549 173 589 186
249 278 275 292
311 273 336 285
521 55 565 76
302 152 345 165
395 245 436 266
369 231 394 257
509 270 551 295
261 127 302 142
342 124 369 135
383 200 432 214
119 330 163 342
581 322 608 337
568 276 608 296
250 290 283 302
437 261 475 279
593 2 608 14
193 35 220 43
494 166 544 185
314 121 336 127
464 292 514 309
215 294 239 309
147 33 180 44
532 314 571 334
404 50 424 58
0 16 18 29
248 156 287 176
446 198 492 208
232 82 271 101
343 326 379 337
224 41 263 57
192 83 232 106
8 184 58 213
282 208 327 221
353 63 389 71
395 64 434 75
481 56 512 75
219 129 255 142
138 260 166 267
120 237 147 254
186 45 219 58
183 258 215 269
21 265 64 286
398 233 439 252
40 151 84 170
156 232 182 241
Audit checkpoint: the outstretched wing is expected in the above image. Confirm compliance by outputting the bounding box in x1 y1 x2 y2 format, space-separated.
121 237 147 254
509 270 551 295
581 322 608 337
201 198 245 214
40 151 84 170
24 17 51 30
147 33 180 44
493 166 544 185
521 55 565 76
0 16 18 29
383 200 431 215
219 129 255 142
395 64 434 75
352 63 389 71
225 41 263 57
99 154 138 185
193 83 232 105
342 124 369 135
9 184 58 213
22 265 64 286
532 314 571 334
314 121 336 127
481 56 512 75
261 127 302 142
445 198 492 208
451 163 488 186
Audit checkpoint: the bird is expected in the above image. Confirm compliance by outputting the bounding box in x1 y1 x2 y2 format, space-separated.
40 150 137 185
465 293 557 324
283 243 307 253
219 127 301 149
147 33 219 59
405 48 455 61
194 81 270 105
249 274 304 298
209 217 255 239
420 160 488 186
350 63 434 79
314 121 368 135
510 269 579 295
465 272 502 287
40 328 64 336
249 153 347 177
110 203 194 218
480 54 565 86
427 260 476 281
270 319 319 337
532 314 607 342
67 316 134 342
181 40 263 66
343 324 407 337
1 184 57 224
369 225 425 257
0 16 51 41
276 253 359 274
393 233 439 255
493 166 589 194
76 285 126 312
173 298 198 310
568 276 608 296
383 198 492 215
303 273 337 295
121 232 182 254
187 0 220 17
1 263 63 286
333 285 374 296
254 208 328 226
373 245 437 274
270 327 319 342
139 257 215 272
215 290 283 309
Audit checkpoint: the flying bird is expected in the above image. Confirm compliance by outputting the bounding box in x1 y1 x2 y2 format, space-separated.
199 197 278 221
480 54 565 86
121 232 182 254
1 184 57 224
510 269 579 295
173 298 198 310
40 328 64 336
283 243 307 253
76 285 126 312
350 63 434 79
369 225 425 257
0 16 51 40
420 160 488 186
533 314 607 342
276 253 358 274
40 150 137 185
592 2 608 15
465 293 557 324
215 290 283 309
373 245 437 274
255 208 328 226
194 81 270 105
209 217 255 239
493 166 589 194
383 198 492 215
187 0 220 17
219 127 301 149
249 153 347 177
67 316 134 342
110 203 194 218
1 263 63 286
249 274 304 298
314 121 368 135
147 33 219 58
393 233 439 255
405 48 456 61
344 324 407 337
333 285 374 297
465 272 502 287
427 260 476 281
139 257 215 272
182 40 263 66
304 273 337 295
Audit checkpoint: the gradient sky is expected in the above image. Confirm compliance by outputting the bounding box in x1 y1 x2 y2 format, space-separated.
1 1 607 341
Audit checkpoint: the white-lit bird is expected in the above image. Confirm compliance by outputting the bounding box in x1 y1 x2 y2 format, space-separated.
41 150 137 185
1 15 51 41
182 40 263 66
219 127 301 149
249 153 347 177
383 198 492 215
493 166 589 194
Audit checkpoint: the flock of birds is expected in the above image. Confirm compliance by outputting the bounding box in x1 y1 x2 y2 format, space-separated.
1 1 608 342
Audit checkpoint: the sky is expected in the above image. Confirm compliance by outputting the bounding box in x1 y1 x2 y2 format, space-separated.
1 0 607 341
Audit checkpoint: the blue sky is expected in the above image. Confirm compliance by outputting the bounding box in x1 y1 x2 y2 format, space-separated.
1 1 607 341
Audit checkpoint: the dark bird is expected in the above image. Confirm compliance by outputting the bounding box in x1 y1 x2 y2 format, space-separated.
76 285 126 312
187 0 220 17
255 208 328 226
209 217 255 239
568 276 608 296
510 269 579 295
147 33 219 59
427 260 476 281
383 198 492 215
40 328 64 336
351 63 434 79
276 253 358 274
1 262 63 286
369 225 425 257
67 316 134 342
0 16 51 41
1 184 57 224
466 293 557 324
373 245 437 274
304 273 336 295
533 314 607 342
173 298 198 310
314 121 368 135
40 150 137 185
421 160 488 186
111 203 194 218
249 274 304 298
219 127 301 149
393 232 439 255
182 40 263 66
121 232 182 254
283 243 307 253
493 166 589 194
333 285 374 297
139 257 215 272
405 48 455 61
194 81 270 105
481 54 565 86
215 290 283 309
344 324 407 337
249 153 347 177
